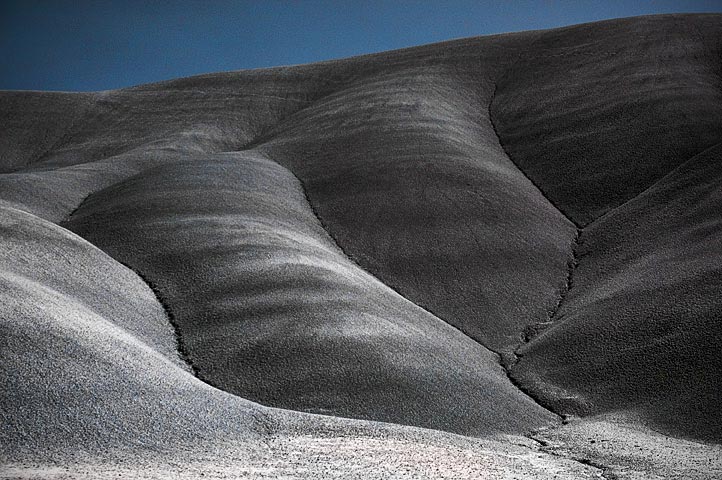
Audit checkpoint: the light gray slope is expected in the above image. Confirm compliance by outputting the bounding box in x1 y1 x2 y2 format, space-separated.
512 142 722 441
531 414 722 480
0 205 270 461
0 205 601 479
63 153 557 437
0 149 186 223
0 206 185 367
492 13 722 225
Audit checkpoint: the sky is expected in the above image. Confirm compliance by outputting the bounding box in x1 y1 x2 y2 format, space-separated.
1 0 720 92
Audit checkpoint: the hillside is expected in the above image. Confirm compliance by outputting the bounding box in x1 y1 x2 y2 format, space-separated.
1 14 721 479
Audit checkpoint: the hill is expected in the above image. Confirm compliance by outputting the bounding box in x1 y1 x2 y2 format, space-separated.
1 13 721 479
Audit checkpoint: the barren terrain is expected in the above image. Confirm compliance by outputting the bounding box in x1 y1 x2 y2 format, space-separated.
1 14 721 479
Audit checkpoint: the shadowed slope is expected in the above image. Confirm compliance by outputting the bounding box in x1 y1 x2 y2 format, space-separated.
63 153 557 436
257 63 575 352
492 14 722 225
512 143 722 441
0 92 95 173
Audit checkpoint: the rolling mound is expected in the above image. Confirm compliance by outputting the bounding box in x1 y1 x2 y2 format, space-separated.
62 153 556 436
1 13 721 479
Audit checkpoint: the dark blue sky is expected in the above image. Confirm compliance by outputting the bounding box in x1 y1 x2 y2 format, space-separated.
2 1 720 91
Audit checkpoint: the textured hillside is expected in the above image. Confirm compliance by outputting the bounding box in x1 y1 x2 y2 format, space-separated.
1 13 721 479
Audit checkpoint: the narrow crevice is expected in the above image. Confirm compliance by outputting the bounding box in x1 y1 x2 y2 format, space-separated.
61 193 92 225
497 350 563 417
58 181 278 444
60 189 201 378
534 228 581 340
499 228 582 415
117 261 200 378
488 81 584 417
248 79 577 419
525 433 617 480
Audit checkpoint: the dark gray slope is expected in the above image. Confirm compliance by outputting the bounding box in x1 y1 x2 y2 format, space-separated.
0 91 95 173
0 206 269 461
256 63 575 352
492 14 722 225
512 142 722 441
64 153 557 436
1 32 524 176
1 71 322 174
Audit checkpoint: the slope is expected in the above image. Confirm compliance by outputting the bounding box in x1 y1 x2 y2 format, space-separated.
512 142 722 441
63 152 557 436
0 205 270 460
492 14 722 225
1 205 602 479
1 13 721 477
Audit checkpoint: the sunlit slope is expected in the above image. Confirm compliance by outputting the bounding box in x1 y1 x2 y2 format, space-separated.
1 206 598 479
63 153 557 436
0 206 270 460
512 142 722 441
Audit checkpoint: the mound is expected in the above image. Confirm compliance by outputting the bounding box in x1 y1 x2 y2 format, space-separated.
0 206 269 460
62 153 556 436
